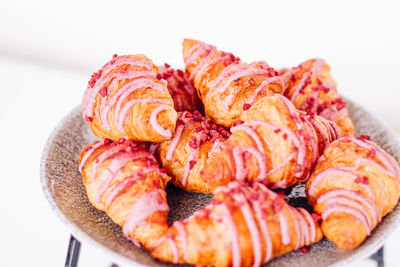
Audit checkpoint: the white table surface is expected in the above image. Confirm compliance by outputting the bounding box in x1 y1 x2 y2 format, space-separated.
0 1 399 266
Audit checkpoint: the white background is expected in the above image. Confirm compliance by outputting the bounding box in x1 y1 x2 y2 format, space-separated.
0 0 399 266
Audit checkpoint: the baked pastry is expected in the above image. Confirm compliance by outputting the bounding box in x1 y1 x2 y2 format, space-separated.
158 63 200 112
200 94 340 191
158 110 230 193
280 58 354 136
78 138 170 250
82 54 177 142
151 181 323 267
306 135 400 249
182 39 283 128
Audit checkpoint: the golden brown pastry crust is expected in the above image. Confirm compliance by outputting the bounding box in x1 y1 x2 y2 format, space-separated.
151 182 322 267
280 58 354 136
200 94 340 190
306 136 400 249
158 110 229 193
182 39 283 128
78 138 170 250
82 54 177 142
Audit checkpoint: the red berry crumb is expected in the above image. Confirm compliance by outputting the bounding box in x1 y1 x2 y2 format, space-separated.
99 87 108 97
359 134 371 141
300 246 309 253
233 120 244 126
355 176 369 185
84 115 93 122
243 104 252 111
189 160 196 170
311 213 322 223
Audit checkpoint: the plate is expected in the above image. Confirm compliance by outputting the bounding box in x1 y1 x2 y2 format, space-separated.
40 100 400 267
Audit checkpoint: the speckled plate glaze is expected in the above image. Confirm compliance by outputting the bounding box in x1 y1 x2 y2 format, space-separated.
41 100 400 267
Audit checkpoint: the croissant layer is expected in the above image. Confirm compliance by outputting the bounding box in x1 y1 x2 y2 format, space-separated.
306 136 400 249
280 58 354 136
199 94 340 190
82 54 177 142
183 39 283 128
78 138 171 250
158 110 230 193
151 182 322 267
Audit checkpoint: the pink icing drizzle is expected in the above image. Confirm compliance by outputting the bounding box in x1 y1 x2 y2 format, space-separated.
184 42 214 65
189 46 216 80
308 168 374 200
321 196 374 228
182 145 200 186
122 189 169 235
166 124 185 160
79 141 106 172
277 208 291 245
317 189 380 226
243 121 306 177
290 72 312 102
167 238 179 264
174 221 188 261
220 204 241 267
100 77 167 130
206 63 245 98
88 143 128 181
247 76 283 106
322 203 371 234
231 125 265 154
345 136 400 180
233 193 262 267
83 57 154 118
116 98 169 134
287 207 301 248
232 146 267 181
298 208 316 243
252 200 272 262
214 64 270 101
150 105 173 138
193 55 232 86
105 171 144 208
94 153 135 203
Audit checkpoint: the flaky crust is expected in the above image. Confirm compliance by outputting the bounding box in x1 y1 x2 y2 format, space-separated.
158 111 229 193
200 94 340 190
306 136 400 249
82 54 177 142
182 39 283 128
280 58 354 136
78 139 171 250
151 182 322 267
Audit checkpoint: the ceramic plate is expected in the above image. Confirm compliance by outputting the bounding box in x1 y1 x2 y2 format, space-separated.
40 100 400 266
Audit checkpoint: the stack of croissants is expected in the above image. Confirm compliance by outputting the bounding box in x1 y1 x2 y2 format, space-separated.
78 39 400 267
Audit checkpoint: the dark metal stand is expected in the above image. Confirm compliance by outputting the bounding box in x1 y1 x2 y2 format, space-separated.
65 235 118 267
65 235 81 267
65 234 384 267
370 246 384 267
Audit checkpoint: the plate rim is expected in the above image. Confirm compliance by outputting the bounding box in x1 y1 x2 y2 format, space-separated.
40 100 400 267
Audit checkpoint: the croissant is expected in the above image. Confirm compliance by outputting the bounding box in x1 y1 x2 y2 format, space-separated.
78 138 171 250
200 94 340 191
151 181 323 267
158 63 200 112
158 110 230 193
280 58 355 136
82 54 177 142
306 135 400 249
182 39 283 128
